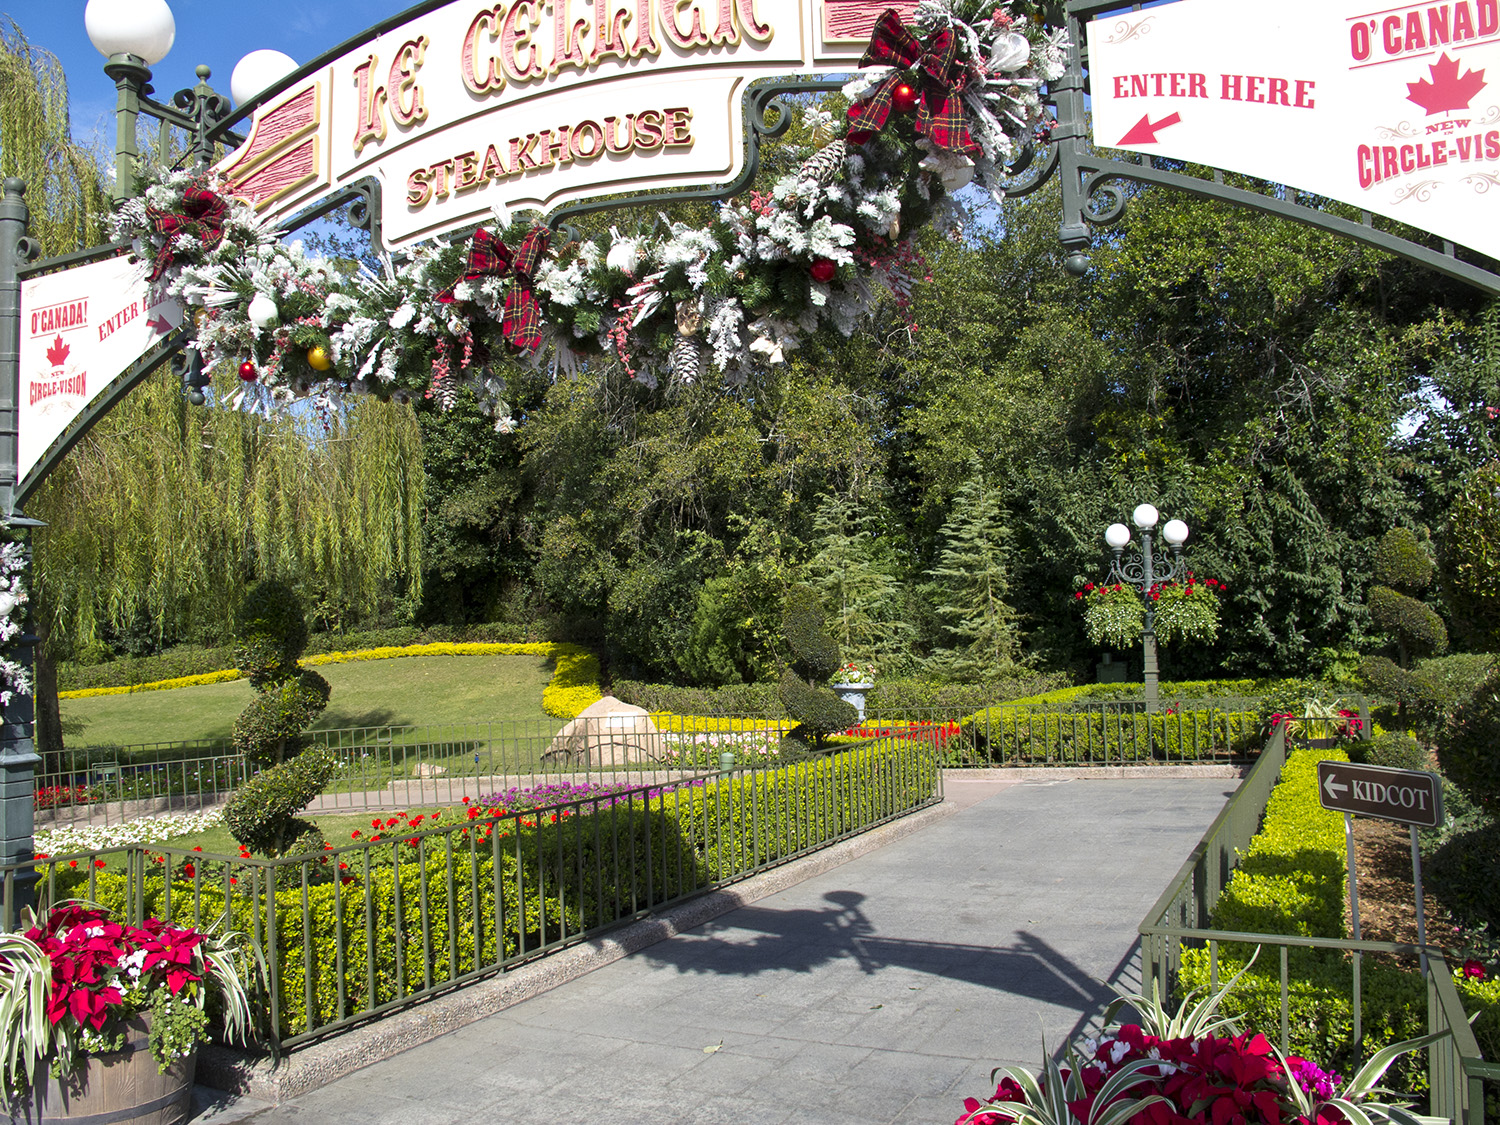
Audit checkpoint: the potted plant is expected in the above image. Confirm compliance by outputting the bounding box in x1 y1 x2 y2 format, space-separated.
0 902 255 1125
830 660 878 721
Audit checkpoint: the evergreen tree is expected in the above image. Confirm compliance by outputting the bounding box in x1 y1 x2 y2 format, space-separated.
805 493 911 665
926 466 1021 679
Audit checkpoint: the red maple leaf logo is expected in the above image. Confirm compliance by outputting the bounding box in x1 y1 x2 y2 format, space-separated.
1407 53 1487 115
45 335 68 369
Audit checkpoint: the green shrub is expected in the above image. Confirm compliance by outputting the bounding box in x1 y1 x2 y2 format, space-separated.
222 748 336 855
782 585 839 683
1437 670 1500 813
612 679 784 716
1367 586 1448 657
235 580 311 689
958 705 1260 763
1429 817 1500 935
779 670 856 745
1375 527 1436 590
1353 731 1427 772
223 583 332 857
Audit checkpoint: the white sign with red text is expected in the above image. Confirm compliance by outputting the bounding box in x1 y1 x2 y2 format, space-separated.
18 256 183 483
214 0 910 249
1087 0 1500 259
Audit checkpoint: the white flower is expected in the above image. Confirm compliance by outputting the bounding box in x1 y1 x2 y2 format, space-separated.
606 229 640 275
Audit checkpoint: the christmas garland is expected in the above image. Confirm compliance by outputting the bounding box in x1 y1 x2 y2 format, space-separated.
114 0 1066 422
0 539 30 705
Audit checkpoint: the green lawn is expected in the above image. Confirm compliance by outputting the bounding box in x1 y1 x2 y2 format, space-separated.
61 655 558 750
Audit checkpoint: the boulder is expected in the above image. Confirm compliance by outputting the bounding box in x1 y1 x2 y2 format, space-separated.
543 695 669 767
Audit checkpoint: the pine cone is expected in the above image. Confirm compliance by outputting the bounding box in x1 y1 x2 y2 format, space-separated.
799 140 847 187
670 335 703 385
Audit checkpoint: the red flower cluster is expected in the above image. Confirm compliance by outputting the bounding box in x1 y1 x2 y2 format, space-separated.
959 1025 1356 1125
845 720 963 749
25 905 207 1032
34 786 94 810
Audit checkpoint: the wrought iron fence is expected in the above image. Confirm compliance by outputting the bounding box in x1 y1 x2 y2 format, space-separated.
1137 724 1494 1124
35 715 806 827
13 735 942 1050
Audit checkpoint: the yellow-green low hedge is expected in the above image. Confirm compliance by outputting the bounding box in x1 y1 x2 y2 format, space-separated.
60 642 605 720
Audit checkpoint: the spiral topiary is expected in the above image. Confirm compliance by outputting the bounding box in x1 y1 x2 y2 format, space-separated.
222 580 333 857
778 585 856 754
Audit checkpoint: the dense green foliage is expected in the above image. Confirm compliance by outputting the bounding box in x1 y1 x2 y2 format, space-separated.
1436 670 1500 813
1351 730 1427 772
1439 461 1500 651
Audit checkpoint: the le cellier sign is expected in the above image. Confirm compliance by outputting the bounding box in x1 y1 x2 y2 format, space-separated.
218 0 912 248
1087 0 1500 262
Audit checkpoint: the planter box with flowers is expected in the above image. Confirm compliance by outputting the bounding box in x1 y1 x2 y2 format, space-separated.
957 965 1445 1125
0 904 254 1125
831 661 878 721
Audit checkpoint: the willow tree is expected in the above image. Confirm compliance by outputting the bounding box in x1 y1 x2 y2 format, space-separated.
31 374 425 652
0 18 110 256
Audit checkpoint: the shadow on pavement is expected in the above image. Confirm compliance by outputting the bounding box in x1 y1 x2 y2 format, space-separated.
641 888 1112 1017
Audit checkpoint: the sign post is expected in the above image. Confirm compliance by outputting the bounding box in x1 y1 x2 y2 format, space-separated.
1317 759 1443 975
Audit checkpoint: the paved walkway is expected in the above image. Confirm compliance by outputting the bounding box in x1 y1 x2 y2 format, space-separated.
193 775 1237 1125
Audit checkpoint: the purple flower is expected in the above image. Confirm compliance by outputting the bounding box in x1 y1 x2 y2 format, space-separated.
1289 1058 1343 1101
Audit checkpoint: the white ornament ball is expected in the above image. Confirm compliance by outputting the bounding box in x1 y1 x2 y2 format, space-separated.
230 50 299 107
990 32 1032 72
248 293 279 330
0 594 16 617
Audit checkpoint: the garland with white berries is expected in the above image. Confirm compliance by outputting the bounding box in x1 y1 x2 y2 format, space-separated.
115 0 1066 423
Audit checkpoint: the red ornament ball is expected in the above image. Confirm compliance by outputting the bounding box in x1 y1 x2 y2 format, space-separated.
238 360 258 382
892 83 919 113
809 257 837 283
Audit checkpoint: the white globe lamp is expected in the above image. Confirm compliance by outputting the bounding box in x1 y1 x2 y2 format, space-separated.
231 50 299 106
1132 503 1159 530
1162 519 1189 546
1104 523 1131 550
85 0 176 64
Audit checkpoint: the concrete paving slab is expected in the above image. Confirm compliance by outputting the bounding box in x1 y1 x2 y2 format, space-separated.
189 776 1235 1125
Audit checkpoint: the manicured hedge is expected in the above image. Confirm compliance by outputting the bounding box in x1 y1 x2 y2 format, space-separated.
959 706 1261 763
52 743 937 1040
1178 748 1500 1101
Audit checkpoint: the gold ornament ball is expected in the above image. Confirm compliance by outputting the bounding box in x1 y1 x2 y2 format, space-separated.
307 346 333 371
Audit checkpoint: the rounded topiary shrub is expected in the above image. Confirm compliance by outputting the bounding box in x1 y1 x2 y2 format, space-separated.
235 579 311 689
1437 672 1500 813
223 748 336 855
232 669 332 767
1367 586 1448 656
777 585 854 752
1356 731 1427 772
782 585 840 683
1374 527 1435 590
1428 818 1500 934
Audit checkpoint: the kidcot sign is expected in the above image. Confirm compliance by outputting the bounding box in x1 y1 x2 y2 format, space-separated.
217 0 911 249
1087 0 1500 262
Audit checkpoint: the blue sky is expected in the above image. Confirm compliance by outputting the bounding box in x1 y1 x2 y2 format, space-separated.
15 0 414 145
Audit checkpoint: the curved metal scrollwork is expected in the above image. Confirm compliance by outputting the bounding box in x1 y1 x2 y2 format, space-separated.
1079 172 1130 226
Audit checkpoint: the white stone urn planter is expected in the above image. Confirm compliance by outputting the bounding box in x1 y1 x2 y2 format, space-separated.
832 682 874 721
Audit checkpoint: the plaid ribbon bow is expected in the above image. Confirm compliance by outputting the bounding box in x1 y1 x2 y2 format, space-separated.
145 187 228 282
845 9 979 156
437 226 552 353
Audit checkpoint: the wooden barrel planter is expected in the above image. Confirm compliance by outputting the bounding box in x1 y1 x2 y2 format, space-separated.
7 1017 195 1125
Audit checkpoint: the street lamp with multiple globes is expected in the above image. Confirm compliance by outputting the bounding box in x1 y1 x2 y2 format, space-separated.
1103 503 1190 714
83 0 297 205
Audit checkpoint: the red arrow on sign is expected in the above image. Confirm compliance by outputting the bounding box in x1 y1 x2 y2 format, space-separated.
1117 111 1182 145
146 315 172 334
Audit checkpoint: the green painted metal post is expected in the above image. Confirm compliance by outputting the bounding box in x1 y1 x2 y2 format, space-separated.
0 179 40 925
104 55 151 205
